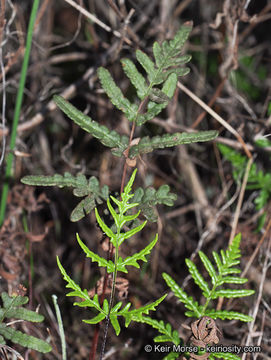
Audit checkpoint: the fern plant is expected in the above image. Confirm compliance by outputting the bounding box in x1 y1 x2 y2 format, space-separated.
56 170 166 335
139 234 254 359
20 22 220 358
218 143 271 230
0 292 51 354
21 21 218 223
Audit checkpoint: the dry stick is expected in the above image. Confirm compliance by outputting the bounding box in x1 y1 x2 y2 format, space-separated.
177 82 252 159
229 157 253 245
242 217 271 279
63 0 132 45
242 220 271 360
191 77 227 129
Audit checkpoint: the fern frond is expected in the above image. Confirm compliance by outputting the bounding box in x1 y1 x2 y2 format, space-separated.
136 21 192 87
121 58 148 100
116 234 158 273
21 172 88 189
211 289 254 299
185 259 211 298
162 273 202 317
56 257 104 313
129 130 218 158
0 293 51 353
204 309 253 322
137 73 178 125
120 294 167 327
22 172 109 222
76 233 114 273
53 95 129 154
210 353 241 360
138 316 181 346
98 67 138 122
0 325 51 353
136 50 157 84
163 234 254 324
133 184 177 222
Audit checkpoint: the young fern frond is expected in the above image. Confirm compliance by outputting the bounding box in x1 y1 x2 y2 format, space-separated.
163 233 254 320
0 292 51 353
56 170 167 336
139 235 254 360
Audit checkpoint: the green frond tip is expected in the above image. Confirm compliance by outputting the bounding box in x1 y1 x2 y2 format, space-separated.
53 95 129 152
129 130 218 158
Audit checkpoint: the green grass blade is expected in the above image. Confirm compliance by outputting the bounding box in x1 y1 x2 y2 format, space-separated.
0 0 40 226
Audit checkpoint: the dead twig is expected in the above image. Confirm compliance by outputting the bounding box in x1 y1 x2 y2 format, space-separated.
63 0 132 45
177 81 252 159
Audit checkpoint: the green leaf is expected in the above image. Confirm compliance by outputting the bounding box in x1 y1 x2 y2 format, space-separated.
132 185 177 222
129 131 218 158
22 172 110 222
76 233 114 273
212 289 255 299
136 73 178 125
1 292 28 308
4 308 44 323
110 314 121 335
185 259 211 297
210 352 242 360
0 324 51 353
136 50 156 83
53 95 129 150
70 194 96 222
204 309 254 322
21 172 87 188
83 312 106 324
116 234 158 272
56 256 104 313
162 273 201 317
121 58 148 99
98 67 137 122
95 208 115 241
199 251 217 286
136 316 181 346
118 220 147 246
217 276 247 285
127 294 167 326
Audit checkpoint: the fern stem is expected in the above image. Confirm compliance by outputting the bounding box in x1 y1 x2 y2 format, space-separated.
99 218 122 360
0 0 40 226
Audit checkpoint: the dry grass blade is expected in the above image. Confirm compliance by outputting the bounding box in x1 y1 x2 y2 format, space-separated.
177 81 252 159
